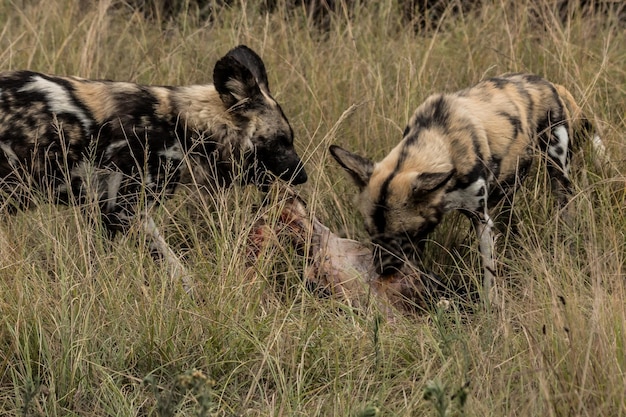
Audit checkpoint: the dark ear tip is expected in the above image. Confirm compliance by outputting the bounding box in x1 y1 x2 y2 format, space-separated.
328 144 347 160
231 44 254 53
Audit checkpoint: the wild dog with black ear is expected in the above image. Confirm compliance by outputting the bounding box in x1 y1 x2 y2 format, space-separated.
0 45 307 291
330 73 604 304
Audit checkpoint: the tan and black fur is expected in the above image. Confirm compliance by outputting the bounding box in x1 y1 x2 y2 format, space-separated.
330 73 603 301
0 45 307 290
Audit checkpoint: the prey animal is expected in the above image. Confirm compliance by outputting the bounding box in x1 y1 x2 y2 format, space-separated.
330 73 604 302
0 45 307 290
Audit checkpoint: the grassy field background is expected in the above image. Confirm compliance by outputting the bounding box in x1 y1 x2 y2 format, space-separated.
0 0 625 415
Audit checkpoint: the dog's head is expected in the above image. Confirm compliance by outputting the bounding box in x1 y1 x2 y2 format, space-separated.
329 144 454 275
211 45 307 189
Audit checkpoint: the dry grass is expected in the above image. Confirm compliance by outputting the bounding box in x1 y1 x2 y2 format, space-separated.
0 0 625 415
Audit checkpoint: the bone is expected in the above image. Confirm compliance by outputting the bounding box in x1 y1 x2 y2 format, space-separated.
247 190 444 318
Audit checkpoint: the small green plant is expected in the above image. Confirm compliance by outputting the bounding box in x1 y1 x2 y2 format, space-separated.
356 403 381 417
144 369 216 417
423 379 469 417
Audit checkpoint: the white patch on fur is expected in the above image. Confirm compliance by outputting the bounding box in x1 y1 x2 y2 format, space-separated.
158 142 183 161
19 75 92 133
0 142 19 167
592 134 606 159
106 171 123 212
549 125 570 173
144 173 154 188
104 140 129 160
444 177 487 212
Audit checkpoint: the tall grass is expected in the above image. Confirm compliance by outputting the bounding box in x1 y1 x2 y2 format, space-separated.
0 0 624 415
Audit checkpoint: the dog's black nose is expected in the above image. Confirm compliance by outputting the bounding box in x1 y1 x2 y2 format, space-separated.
291 167 307 185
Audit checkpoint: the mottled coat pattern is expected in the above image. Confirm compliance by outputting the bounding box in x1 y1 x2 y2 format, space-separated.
330 73 603 302
0 45 307 290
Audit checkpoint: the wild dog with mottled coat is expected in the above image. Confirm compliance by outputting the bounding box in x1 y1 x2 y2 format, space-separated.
330 73 604 303
0 45 307 290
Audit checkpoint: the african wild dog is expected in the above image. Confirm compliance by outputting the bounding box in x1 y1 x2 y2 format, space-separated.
0 45 307 290
330 73 605 304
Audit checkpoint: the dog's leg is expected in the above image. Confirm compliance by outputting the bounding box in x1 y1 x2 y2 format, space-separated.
471 210 497 310
142 213 194 294
102 205 194 294
460 178 498 309
97 167 194 293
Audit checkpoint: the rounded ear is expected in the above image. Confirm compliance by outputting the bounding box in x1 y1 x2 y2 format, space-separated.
329 145 374 189
213 55 262 109
223 45 270 92
411 170 455 199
